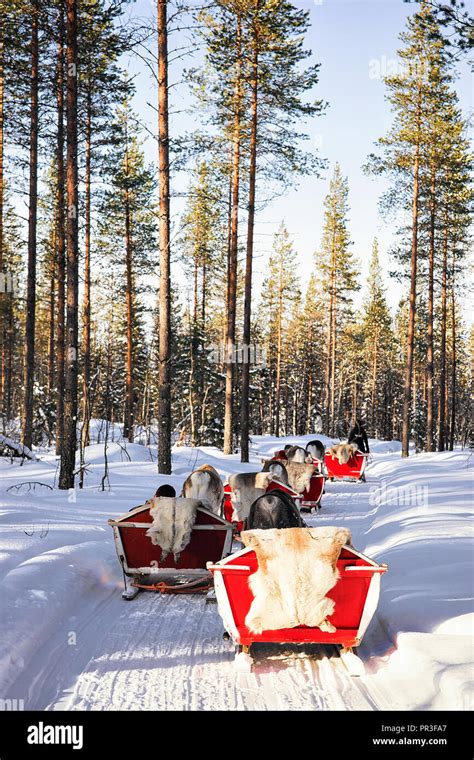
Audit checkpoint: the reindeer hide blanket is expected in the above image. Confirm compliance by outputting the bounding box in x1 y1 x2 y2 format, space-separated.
145 496 201 563
285 461 316 494
240 526 352 634
327 443 359 465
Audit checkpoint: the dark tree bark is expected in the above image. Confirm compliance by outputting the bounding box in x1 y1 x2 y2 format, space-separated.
59 0 79 489
437 222 448 451
157 0 171 473
223 14 242 456
123 122 134 443
21 0 39 450
81 90 91 449
401 142 420 458
0 13 5 426
55 6 66 456
47 258 55 404
426 167 436 451
240 35 258 463
449 248 456 451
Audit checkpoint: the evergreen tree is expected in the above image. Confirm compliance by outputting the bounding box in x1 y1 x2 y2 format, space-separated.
95 100 156 445
360 239 396 437
318 163 359 436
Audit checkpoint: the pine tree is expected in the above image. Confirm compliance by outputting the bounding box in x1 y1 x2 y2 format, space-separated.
365 2 469 456
360 239 396 437
318 163 358 436
260 222 300 436
157 0 171 473
96 100 156 446
59 0 79 489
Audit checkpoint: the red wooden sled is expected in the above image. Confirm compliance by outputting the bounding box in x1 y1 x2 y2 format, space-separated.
324 451 369 482
267 474 324 512
108 504 233 599
223 472 325 531
208 543 387 674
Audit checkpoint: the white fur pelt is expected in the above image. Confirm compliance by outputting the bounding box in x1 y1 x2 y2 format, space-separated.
181 464 224 515
228 472 274 522
327 442 359 465
145 496 201 563
285 461 316 494
240 526 352 634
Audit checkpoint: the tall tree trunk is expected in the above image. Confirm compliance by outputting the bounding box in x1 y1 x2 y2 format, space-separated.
223 15 242 456
324 226 336 434
437 222 448 450
449 250 456 451
47 258 55 400
401 141 420 458
157 0 171 473
123 118 134 444
0 11 3 274
0 13 4 423
189 260 198 445
426 167 436 451
329 289 337 435
21 0 39 450
371 338 377 435
353 370 358 423
59 0 79 489
55 7 66 456
275 261 283 436
306 371 312 434
240 36 258 462
82 91 92 449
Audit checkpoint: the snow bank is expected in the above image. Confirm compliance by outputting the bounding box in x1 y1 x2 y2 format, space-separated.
0 435 471 711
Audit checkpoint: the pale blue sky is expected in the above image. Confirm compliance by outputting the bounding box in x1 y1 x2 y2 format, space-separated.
124 0 472 315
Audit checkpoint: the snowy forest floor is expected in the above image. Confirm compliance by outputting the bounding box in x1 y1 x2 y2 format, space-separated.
0 434 472 711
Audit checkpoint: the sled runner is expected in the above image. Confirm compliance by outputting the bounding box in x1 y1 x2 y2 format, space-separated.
108 504 233 600
324 451 369 482
208 542 387 675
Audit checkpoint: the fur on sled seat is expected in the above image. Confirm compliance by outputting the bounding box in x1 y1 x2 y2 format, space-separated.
285 461 316 494
240 526 352 634
145 496 201 563
327 442 359 465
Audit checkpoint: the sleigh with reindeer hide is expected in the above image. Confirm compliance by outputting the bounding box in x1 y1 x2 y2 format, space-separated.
208 527 387 675
266 475 324 512
324 448 369 482
223 471 325 533
108 500 233 600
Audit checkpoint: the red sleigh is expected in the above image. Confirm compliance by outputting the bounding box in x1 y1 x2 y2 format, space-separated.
223 472 325 532
324 451 369 482
267 475 324 512
208 543 387 674
108 504 233 599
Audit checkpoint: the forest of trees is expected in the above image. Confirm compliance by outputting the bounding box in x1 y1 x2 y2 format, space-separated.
0 0 471 485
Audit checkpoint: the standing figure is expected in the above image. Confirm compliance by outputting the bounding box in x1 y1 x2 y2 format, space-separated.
348 420 370 454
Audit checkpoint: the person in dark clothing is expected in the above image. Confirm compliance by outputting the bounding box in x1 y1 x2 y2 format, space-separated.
348 419 370 453
155 484 176 497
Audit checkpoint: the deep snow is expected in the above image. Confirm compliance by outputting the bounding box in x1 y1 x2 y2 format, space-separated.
0 435 472 711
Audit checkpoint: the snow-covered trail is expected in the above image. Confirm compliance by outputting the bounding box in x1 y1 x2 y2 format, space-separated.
0 438 472 711
4 465 390 712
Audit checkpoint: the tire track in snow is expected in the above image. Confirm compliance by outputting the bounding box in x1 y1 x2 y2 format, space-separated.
23 460 391 710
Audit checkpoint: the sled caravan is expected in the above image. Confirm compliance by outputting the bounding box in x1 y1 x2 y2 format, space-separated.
108 435 385 675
